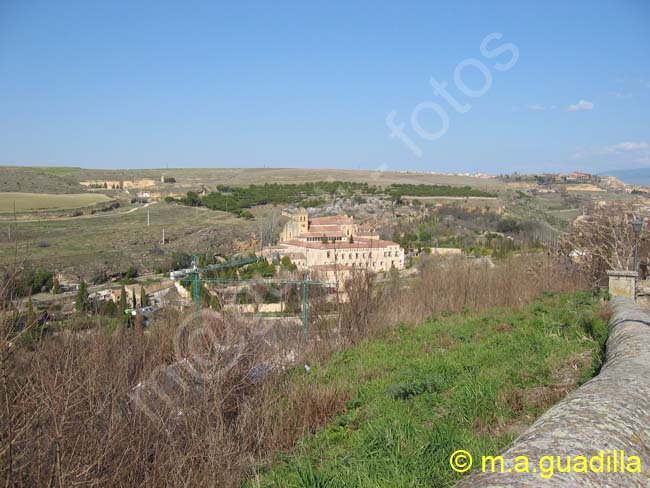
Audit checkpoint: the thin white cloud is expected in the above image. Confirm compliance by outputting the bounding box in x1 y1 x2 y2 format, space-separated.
572 141 650 167
609 91 631 99
601 141 650 164
568 99 594 112
520 104 557 111
608 142 650 152
641 79 650 89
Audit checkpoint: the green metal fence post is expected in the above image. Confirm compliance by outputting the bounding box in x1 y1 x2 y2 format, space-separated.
302 272 308 339
192 255 200 323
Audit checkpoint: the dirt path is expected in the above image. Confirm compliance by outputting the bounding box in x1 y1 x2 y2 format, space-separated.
0 201 157 223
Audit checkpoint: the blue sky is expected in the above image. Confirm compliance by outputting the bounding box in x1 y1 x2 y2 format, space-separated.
1 0 649 174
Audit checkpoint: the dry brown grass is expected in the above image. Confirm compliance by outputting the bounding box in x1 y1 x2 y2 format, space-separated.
0 253 586 487
373 254 586 327
0 302 346 487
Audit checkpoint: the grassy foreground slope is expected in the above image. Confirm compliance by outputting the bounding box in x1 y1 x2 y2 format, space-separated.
256 292 608 487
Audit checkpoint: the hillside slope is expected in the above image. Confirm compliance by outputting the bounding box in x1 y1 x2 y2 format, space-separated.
0 167 86 193
255 292 608 487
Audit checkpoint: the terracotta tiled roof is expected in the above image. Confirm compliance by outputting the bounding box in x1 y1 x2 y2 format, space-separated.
309 224 346 230
310 216 353 224
299 232 346 238
282 239 399 250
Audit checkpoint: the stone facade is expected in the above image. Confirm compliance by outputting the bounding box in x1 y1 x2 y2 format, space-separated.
280 239 404 272
267 210 405 274
280 208 309 241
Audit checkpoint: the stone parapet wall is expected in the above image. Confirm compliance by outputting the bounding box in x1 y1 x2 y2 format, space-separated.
457 297 650 487
607 270 637 300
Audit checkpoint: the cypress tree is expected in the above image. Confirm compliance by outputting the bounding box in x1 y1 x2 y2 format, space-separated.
75 280 89 312
119 284 127 313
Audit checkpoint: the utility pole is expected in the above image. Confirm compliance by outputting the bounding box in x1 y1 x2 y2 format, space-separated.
192 256 200 319
162 229 165 245
147 210 150 227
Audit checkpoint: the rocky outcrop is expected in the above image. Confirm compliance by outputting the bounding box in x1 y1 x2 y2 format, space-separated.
457 298 650 487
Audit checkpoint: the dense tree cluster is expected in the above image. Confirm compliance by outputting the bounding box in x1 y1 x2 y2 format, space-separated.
198 182 376 217
8 268 54 298
167 181 498 218
238 260 276 279
388 184 497 201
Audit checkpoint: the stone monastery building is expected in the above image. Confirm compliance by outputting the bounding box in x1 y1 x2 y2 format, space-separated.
267 209 405 274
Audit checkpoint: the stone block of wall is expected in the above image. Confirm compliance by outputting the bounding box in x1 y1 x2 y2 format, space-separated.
607 270 637 300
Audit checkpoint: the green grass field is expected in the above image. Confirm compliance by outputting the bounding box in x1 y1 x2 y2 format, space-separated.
0 192 113 212
255 292 607 487
0 201 254 274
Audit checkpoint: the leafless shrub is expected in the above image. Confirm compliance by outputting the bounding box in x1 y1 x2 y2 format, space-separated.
559 200 650 285
375 253 586 327
338 270 378 343
0 296 345 487
257 207 282 248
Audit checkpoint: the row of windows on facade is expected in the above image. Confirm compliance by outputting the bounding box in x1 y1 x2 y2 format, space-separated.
305 236 345 242
347 260 395 268
288 259 396 268
326 250 399 260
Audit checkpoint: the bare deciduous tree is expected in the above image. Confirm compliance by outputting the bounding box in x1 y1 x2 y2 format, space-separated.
256 208 282 250
560 201 649 285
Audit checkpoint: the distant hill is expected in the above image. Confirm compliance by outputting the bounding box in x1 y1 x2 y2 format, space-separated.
0 167 86 194
600 168 650 186
0 166 507 191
